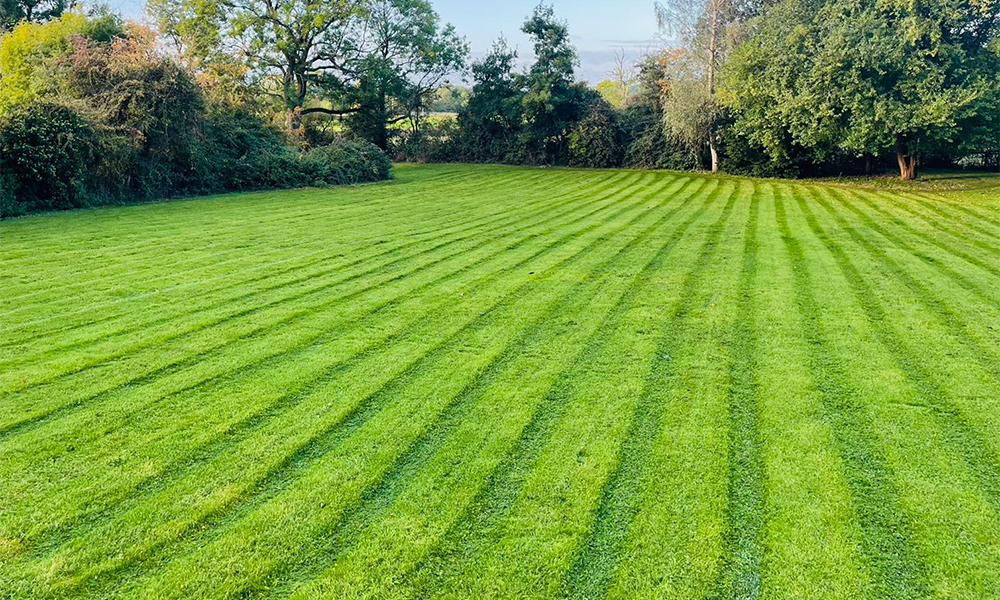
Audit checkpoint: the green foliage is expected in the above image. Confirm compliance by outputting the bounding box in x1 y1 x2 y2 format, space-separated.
724 0 1000 178
0 10 392 216
517 3 581 164
0 0 70 30
455 37 523 163
393 118 461 163
0 101 97 215
306 139 394 184
64 35 207 197
343 0 468 150
596 79 627 109
0 9 126 114
428 84 469 113
568 100 626 168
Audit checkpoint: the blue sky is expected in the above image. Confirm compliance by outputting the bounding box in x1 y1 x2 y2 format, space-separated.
112 0 663 83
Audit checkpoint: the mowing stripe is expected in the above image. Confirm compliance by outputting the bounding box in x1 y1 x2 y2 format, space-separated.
0 170 558 311
898 190 1000 231
1 170 569 339
0 168 470 249
0 171 597 371
713 183 765 600
0 172 634 420
805 186 1000 379
0 173 643 445
11 175 692 596
16 175 689 551
0 169 485 270
827 187 1000 293
793 187 1000 519
774 187 931 600
0 171 498 304
0 174 669 541
94 170 691 600
562 180 742 600
400 177 721 600
869 190 1000 255
259 173 709 600
910 190 1000 224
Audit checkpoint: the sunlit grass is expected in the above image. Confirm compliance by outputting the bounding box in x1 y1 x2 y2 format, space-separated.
1 164 998 599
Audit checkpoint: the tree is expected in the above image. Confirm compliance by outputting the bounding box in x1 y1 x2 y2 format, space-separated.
343 0 468 150
148 0 363 129
724 0 1000 179
655 0 761 171
596 48 636 108
428 84 469 113
568 99 626 167
457 36 523 162
0 0 70 30
0 9 126 114
518 3 581 164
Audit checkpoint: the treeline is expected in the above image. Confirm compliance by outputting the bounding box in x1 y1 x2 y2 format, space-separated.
399 0 999 180
1 0 997 217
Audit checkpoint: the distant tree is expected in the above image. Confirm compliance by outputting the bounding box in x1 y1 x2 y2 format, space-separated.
429 84 469 113
655 0 762 171
457 36 523 162
0 0 71 30
596 48 636 108
518 3 582 164
724 0 1000 179
344 0 468 150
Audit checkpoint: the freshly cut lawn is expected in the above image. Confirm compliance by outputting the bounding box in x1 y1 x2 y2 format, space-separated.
1 164 998 600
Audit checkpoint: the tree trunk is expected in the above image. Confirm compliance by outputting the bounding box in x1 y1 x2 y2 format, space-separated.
707 0 720 173
375 90 388 151
895 139 918 180
287 108 302 131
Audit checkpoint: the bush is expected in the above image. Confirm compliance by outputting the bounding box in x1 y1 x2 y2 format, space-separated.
393 119 461 163
568 101 626 168
305 139 393 185
0 101 98 215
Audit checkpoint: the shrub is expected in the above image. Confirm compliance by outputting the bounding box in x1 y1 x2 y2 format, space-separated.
63 35 205 198
393 118 461 163
0 101 98 215
305 139 393 185
568 101 626 168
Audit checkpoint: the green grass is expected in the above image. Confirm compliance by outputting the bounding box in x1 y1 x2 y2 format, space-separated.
1 163 998 600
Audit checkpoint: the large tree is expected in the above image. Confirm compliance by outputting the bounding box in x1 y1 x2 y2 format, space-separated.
148 0 466 141
458 36 523 162
343 0 467 150
148 0 362 128
518 3 583 164
725 0 1000 179
654 0 760 171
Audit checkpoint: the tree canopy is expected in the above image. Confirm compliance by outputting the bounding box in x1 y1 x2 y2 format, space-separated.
724 0 1000 178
